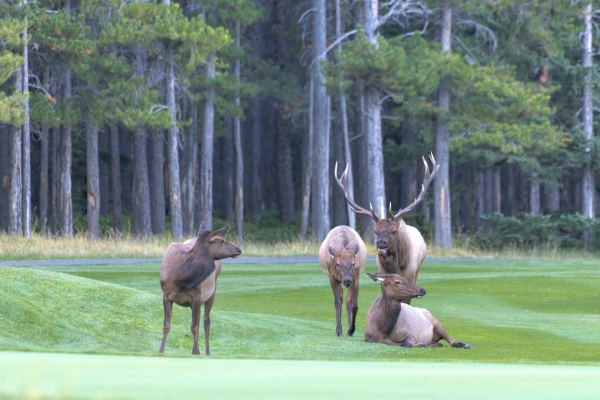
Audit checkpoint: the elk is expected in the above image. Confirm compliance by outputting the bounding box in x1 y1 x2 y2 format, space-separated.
334 154 439 301
364 273 470 349
159 223 241 355
318 225 367 337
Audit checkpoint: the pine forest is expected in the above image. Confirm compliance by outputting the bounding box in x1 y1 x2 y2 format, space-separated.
1 0 600 250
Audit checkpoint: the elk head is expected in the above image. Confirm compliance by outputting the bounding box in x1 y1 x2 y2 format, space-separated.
329 244 360 288
334 154 439 255
366 273 426 300
200 225 242 260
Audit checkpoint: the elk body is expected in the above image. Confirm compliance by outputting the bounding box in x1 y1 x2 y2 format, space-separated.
335 154 439 301
159 224 241 355
364 273 470 349
319 226 367 337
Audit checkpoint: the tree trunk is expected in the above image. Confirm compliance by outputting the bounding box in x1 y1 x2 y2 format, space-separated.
150 130 166 234
166 55 183 239
331 115 347 227
336 0 355 230
493 170 501 213
474 171 484 232
99 132 110 217
109 125 123 237
250 97 263 223
546 184 560 212
200 53 216 230
87 124 100 240
21 22 31 238
182 99 197 235
51 126 60 235
312 0 330 241
39 122 49 236
530 172 540 215
132 125 152 237
277 121 296 223
60 71 73 238
356 89 372 239
363 0 386 230
233 20 244 244
9 71 22 235
582 2 594 244
434 1 452 248
0 127 9 231
300 78 314 241
223 120 235 222
504 164 516 216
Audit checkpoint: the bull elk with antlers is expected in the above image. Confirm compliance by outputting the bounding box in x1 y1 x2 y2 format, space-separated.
335 154 439 301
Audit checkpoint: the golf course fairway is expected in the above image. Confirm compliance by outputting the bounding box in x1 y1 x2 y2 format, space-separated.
1 350 599 399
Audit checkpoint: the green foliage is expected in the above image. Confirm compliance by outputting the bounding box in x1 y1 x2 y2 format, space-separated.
474 213 600 250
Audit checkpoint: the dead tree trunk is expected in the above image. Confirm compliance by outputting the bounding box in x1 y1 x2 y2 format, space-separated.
336 0 355 230
87 124 100 240
233 21 244 244
166 53 183 239
312 0 330 241
433 0 452 248
182 99 197 235
200 53 216 230
9 73 22 236
22 24 31 238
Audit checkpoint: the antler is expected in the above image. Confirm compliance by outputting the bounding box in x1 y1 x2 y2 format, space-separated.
391 153 440 220
334 162 380 221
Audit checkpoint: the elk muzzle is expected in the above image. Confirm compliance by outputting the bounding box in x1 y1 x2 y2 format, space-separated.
342 278 353 288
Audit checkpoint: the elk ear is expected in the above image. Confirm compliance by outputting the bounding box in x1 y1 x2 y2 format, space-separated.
328 246 336 257
351 244 359 255
197 221 206 236
366 273 386 283
208 225 231 242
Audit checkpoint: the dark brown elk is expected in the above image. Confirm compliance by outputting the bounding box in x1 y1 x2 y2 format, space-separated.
364 273 470 349
318 226 367 337
334 154 439 302
159 223 241 355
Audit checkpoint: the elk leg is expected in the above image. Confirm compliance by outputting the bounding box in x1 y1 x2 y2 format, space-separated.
429 313 470 349
329 278 343 337
345 281 359 336
159 295 173 353
403 336 430 348
191 297 202 355
203 293 216 356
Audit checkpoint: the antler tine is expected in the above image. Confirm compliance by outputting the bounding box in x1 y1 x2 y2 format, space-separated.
392 155 440 220
334 161 376 219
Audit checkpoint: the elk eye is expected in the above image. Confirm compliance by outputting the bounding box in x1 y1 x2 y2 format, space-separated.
395 281 401 285
221 240 225 244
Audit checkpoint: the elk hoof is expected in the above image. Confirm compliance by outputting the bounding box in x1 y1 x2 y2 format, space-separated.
365 338 375 343
454 342 470 349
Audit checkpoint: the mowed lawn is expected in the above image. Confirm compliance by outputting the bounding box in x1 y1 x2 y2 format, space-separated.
0 258 599 398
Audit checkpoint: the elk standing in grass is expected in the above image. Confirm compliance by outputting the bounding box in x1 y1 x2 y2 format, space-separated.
365 273 470 349
335 154 439 302
159 223 241 355
319 226 367 337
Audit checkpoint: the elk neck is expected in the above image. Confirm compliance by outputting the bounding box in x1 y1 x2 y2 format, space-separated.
376 287 403 336
175 232 217 290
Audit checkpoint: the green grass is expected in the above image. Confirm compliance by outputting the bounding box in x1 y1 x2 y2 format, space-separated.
2 259 599 364
1 351 599 400
1 259 600 398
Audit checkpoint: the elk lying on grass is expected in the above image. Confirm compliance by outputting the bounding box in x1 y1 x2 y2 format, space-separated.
159 223 241 355
335 154 439 302
364 273 470 349
319 225 367 337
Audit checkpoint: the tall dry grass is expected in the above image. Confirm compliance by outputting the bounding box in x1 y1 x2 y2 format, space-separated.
0 232 595 261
